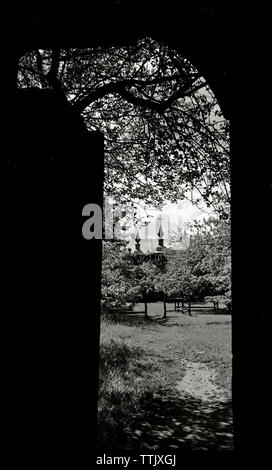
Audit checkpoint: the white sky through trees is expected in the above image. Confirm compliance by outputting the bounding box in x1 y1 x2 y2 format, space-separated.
126 190 216 253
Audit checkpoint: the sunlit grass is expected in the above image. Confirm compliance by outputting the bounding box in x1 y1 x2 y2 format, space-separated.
98 309 232 451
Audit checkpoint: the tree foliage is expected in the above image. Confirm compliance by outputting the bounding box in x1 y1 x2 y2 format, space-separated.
101 240 160 312
101 217 231 312
18 38 230 218
157 218 231 308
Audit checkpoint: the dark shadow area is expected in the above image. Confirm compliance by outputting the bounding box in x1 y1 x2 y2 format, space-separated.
102 312 231 329
1 87 103 455
155 317 232 327
101 313 157 327
98 390 233 452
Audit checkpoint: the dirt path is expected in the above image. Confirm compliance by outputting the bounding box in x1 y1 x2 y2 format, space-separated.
128 360 233 451
176 360 228 403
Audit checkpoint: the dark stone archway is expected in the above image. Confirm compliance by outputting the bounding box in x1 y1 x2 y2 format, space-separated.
0 0 270 459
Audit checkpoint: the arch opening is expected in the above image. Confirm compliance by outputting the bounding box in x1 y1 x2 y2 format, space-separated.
17 36 232 452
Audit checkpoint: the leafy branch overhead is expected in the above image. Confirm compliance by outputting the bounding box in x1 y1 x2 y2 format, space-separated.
18 38 230 218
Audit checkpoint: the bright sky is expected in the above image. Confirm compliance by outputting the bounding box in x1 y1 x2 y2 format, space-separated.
127 193 216 252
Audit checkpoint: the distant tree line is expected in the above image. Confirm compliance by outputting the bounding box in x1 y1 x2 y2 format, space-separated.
102 217 231 312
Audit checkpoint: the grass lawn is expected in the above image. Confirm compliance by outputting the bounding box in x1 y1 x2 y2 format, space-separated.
98 302 232 452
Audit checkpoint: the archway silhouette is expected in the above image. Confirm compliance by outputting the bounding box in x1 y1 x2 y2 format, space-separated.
0 0 270 459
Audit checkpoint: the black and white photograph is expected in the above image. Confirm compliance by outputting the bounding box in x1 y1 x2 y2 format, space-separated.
0 1 270 464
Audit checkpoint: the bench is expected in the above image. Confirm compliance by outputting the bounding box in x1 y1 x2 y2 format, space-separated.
163 295 219 318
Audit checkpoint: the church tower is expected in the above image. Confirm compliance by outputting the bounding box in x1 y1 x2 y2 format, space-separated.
156 218 164 251
135 230 141 252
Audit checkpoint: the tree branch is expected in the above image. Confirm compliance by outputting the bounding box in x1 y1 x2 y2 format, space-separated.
46 49 61 88
35 49 48 88
72 75 206 114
